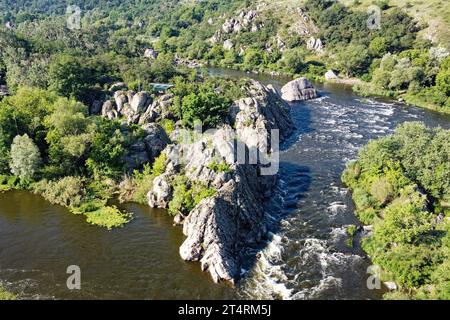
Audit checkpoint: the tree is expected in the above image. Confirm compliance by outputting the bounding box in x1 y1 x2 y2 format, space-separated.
180 86 230 129
9 134 42 181
369 37 388 58
48 55 93 100
280 48 306 74
436 69 450 97
243 48 263 69
336 44 370 77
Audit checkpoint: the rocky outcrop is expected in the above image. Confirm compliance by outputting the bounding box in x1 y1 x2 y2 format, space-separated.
147 80 294 284
139 93 175 124
99 89 173 125
210 10 260 45
281 77 318 102
307 36 323 52
124 123 170 171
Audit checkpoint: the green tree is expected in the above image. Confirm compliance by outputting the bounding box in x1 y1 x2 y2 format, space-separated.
48 55 93 100
9 134 42 181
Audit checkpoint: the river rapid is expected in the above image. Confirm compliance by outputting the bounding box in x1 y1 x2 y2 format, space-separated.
1 69 449 299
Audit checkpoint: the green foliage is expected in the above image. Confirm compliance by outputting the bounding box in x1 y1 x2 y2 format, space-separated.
207 161 232 173
168 175 216 216
343 122 450 299
33 176 85 207
84 205 132 230
152 153 167 177
0 285 16 300
9 134 42 182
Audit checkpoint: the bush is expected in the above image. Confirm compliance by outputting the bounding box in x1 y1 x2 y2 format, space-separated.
168 175 216 216
0 285 16 300
207 161 232 173
84 205 132 230
370 177 394 205
33 176 85 207
344 123 450 299
152 153 167 177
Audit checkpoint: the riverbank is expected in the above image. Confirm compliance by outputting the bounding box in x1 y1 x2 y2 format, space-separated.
342 123 450 299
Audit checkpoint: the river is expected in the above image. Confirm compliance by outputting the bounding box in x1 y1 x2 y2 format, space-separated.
1 69 449 299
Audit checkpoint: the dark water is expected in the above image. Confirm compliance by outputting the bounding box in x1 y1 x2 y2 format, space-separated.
1 69 449 299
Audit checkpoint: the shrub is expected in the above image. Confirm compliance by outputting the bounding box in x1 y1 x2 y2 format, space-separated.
84 205 132 230
0 285 16 300
152 153 167 177
353 187 376 211
168 175 216 216
370 177 394 205
33 176 85 207
207 161 232 173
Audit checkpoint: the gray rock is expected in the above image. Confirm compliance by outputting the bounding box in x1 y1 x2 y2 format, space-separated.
139 93 175 124
142 123 171 162
130 91 151 114
101 100 118 120
281 77 318 102
325 70 338 80
148 174 172 208
307 37 323 52
90 100 102 115
0 85 10 97
384 281 398 291
110 82 128 92
114 90 128 112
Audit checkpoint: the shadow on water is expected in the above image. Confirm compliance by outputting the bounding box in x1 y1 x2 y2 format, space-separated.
238 101 314 295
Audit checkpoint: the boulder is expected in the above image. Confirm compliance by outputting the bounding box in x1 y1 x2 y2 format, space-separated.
142 123 171 162
114 90 128 112
0 85 9 97
325 70 339 80
101 100 118 120
307 37 323 52
139 93 175 124
148 174 173 208
223 39 234 51
90 100 102 115
109 82 127 92
384 282 398 291
281 77 317 102
144 48 158 59
130 91 151 114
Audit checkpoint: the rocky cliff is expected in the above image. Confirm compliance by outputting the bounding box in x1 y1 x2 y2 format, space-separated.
147 80 295 284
